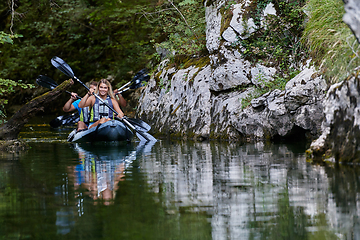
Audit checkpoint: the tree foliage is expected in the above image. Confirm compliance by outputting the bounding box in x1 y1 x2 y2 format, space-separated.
0 0 159 84
148 0 207 58
232 0 308 73
0 31 33 123
0 0 206 114
0 0 206 83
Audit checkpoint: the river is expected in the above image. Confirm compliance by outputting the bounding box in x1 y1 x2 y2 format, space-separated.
0 117 358 239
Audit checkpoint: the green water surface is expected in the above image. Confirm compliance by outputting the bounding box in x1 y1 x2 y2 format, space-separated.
0 120 357 239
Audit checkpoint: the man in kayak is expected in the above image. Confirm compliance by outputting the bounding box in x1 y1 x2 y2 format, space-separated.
63 81 98 131
79 79 125 129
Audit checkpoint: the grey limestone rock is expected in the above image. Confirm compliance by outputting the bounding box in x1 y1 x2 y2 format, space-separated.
137 1 326 142
343 0 360 44
310 73 360 162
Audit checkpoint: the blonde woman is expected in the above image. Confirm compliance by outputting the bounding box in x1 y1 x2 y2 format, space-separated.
79 79 124 129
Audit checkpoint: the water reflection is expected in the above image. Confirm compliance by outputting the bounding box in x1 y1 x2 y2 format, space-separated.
71 143 133 205
68 142 154 206
3 133 360 239
53 141 156 237
136 141 358 239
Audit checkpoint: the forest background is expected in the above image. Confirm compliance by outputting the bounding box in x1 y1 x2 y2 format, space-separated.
0 0 358 123
0 0 206 120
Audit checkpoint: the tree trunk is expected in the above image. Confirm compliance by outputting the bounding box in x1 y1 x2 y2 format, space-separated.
0 79 74 140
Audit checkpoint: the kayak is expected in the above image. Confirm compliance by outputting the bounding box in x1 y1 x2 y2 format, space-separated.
68 120 134 143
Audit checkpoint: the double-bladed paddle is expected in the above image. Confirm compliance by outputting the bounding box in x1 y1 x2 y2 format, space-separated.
51 56 156 142
115 68 149 96
36 75 81 99
36 75 151 132
49 112 80 128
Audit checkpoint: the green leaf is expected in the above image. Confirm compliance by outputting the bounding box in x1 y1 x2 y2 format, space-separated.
179 0 196 6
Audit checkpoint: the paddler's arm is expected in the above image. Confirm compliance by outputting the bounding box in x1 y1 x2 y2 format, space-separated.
63 92 78 112
111 99 125 119
79 89 95 108
114 89 127 107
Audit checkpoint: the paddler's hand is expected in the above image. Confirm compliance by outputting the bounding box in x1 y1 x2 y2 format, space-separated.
87 88 95 96
70 92 78 101
117 113 124 119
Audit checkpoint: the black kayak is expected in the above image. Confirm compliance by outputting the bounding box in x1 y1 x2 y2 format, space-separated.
68 120 134 143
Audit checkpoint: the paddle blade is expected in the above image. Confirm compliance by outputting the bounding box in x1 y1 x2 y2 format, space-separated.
126 118 151 132
136 131 157 142
36 75 59 90
129 79 143 89
136 130 157 142
119 117 156 142
130 68 150 89
50 112 80 128
51 56 75 78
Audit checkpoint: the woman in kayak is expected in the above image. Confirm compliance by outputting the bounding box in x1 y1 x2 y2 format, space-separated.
79 79 125 129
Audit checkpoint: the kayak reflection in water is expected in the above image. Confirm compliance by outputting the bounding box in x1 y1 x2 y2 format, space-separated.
75 152 124 204
70 143 137 207
56 141 156 234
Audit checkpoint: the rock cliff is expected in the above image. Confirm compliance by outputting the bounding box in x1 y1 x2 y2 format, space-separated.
137 0 327 142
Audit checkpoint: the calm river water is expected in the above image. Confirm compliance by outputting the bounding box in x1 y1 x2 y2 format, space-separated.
0 118 359 239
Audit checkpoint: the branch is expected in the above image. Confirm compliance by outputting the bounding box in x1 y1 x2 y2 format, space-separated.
167 0 199 41
0 79 74 140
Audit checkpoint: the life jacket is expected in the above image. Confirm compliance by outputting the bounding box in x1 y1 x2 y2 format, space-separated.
79 107 91 124
73 99 91 125
89 96 115 122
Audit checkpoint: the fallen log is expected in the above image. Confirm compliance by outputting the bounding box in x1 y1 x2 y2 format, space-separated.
0 79 74 140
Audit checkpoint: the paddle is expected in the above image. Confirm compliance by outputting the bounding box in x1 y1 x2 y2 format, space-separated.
49 112 80 128
51 56 156 142
126 118 151 132
36 75 81 99
115 68 149 96
115 81 140 95
37 74 151 131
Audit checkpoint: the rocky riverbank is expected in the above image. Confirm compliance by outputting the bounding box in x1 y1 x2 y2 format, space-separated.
137 0 360 163
137 0 327 142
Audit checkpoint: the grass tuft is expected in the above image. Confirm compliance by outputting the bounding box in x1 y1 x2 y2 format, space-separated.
302 0 360 83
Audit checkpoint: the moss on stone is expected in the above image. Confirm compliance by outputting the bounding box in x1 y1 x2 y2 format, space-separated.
154 70 163 83
182 56 210 70
219 6 233 36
